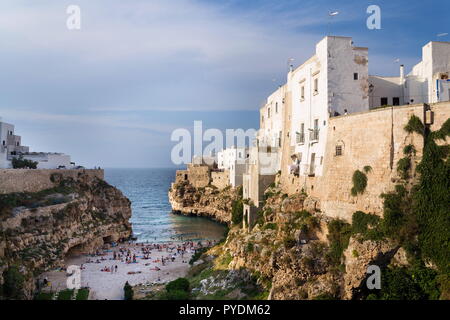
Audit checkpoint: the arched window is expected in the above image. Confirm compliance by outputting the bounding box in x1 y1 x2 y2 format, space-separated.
335 140 345 156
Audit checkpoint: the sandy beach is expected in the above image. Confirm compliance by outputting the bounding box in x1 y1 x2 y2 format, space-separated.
41 240 212 300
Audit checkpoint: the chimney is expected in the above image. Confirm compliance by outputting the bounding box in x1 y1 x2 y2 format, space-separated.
400 65 405 83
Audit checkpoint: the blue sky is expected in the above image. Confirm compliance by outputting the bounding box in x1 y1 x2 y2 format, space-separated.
0 0 449 167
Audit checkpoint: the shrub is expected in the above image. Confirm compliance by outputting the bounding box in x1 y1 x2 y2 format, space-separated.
12 156 38 169
351 211 383 240
124 281 133 300
397 157 411 180
327 219 352 266
263 223 277 230
231 200 243 225
351 170 368 196
404 115 424 135
166 278 190 293
164 278 190 300
35 292 54 300
2 266 25 299
57 289 74 300
75 288 90 300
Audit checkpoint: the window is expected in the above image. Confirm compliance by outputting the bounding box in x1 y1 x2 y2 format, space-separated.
354 73 359 80
275 102 278 113
314 78 319 93
2 140 5 146
301 86 305 100
267 108 271 118
16 142 19 146
261 115 264 123
336 145 343 156
393 97 400 106
381 97 388 106
310 120 319 141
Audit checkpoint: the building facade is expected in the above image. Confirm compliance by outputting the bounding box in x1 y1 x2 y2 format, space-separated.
0 118 76 169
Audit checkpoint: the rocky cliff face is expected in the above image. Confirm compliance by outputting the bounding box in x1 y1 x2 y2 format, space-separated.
169 182 407 300
168 181 239 224
0 172 132 299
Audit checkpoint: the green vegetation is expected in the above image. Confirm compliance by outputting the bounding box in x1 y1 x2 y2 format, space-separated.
124 281 133 300
75 288 90 300
57 289 74 300
156 278 191 300
326 220 352 266
189 247 208 265
35 292 54 300
1 266 26 299
351 170 368 196
231 199 243 225
12 155 38 169
0 181 76 219
404 115 424 135
412 118 450 276
397 157 412 179
351 211 383 241
356 116 450 300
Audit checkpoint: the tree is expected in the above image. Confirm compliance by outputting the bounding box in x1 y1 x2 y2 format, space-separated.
12 155 38 169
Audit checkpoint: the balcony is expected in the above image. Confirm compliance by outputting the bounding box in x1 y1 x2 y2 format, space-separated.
296 132 305 145
309 129 319 142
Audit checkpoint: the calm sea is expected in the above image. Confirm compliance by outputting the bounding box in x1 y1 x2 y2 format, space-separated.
104 168 226 243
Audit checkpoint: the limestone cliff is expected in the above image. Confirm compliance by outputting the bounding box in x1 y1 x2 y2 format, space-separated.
0 172 132 299
168 181 239 224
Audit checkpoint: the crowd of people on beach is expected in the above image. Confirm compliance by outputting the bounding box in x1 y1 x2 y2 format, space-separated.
81 239 216 276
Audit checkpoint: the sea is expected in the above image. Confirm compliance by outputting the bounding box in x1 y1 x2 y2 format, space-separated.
104 168 226 243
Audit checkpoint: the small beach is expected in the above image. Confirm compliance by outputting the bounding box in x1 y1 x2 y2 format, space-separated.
41 240 215 300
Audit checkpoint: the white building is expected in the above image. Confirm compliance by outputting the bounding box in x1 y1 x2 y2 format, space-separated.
217 146 249 187
369 41 450 108
289 36 370 178
0 118 76 169
21 152 74 169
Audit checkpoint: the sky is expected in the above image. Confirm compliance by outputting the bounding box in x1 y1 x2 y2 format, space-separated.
0 0 449 168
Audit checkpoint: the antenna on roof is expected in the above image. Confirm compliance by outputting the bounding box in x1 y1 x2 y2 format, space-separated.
327 11 339 35
287 58 295 72
437 32 449 41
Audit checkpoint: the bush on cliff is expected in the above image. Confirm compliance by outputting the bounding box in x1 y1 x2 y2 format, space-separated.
164 278 190 300
1 266 26 299
124 281 133 300
351 170 368 196
326 219 352 266
231 199 243 225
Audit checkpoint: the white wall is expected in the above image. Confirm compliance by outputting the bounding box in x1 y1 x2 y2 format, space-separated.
289 36 369 178
22 153 73 169
405 41 450 104
369 76 403 108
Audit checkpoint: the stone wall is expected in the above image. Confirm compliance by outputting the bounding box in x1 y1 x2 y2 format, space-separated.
211 171 229 190
296 102 450 221
0 169 104 194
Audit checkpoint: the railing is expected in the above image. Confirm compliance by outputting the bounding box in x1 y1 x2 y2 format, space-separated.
309 129 319 142
296 132 305 144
